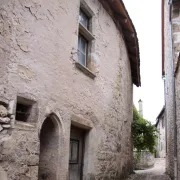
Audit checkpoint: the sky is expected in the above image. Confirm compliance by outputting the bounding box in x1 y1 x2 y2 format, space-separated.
123 0 164 124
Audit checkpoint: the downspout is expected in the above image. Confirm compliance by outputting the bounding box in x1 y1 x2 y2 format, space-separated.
169 0 178 179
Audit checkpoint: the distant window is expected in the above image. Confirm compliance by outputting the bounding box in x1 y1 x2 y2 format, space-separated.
79 10 89 29
69 139 79 164
16 103 31 122
78 34 88 66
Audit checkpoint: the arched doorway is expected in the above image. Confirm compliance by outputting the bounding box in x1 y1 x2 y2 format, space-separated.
38 115 60 180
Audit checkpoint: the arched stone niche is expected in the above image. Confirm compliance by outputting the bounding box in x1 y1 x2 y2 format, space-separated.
38 113 62 180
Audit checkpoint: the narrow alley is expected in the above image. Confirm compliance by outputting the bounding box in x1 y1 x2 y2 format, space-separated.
126 158 170 180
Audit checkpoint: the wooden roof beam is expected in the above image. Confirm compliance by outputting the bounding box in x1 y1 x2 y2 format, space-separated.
126 40 136 47
129 54 137 63
115 13 128 25
128 46 137 54
123 31 135 42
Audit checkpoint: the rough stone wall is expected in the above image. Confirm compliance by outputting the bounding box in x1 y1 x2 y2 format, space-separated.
164 1 180 178
0 1 11 100
156 115 166 158
170 4 180 179
175 64 180 179
171 5 180 179
0 0 133 179
133 151 154 170
163 0 175 178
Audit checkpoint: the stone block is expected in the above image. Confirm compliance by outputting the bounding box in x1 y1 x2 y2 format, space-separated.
0 105 8 117
2 124 11 129
173 24 180 33
0 125 3 132
0 130 8 135
173 9 180 19
174 42 180 52
0 117 10 124
173 34 178 42
0 166 7 180
20 175 31 180
29 166 38 180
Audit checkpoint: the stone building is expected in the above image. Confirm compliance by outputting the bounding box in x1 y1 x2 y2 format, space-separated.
162 0 180 179
0 0 140 179
155 107 166 158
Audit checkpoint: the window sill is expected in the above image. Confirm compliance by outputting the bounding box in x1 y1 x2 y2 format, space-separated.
75 61 96 79
79 23 95 41
13 121 36 131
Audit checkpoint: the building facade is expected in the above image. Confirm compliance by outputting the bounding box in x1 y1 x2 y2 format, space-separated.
0 0 140 179
162 0 180 179
155 107 166 158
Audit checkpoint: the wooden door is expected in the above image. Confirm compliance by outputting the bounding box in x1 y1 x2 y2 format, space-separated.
69 126 85 180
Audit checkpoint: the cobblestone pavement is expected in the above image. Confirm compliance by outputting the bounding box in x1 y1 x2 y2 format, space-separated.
126 158 171 180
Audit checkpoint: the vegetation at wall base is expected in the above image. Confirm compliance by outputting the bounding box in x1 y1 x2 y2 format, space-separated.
132 107 158 157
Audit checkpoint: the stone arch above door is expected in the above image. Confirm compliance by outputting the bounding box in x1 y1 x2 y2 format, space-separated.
39 109 65 136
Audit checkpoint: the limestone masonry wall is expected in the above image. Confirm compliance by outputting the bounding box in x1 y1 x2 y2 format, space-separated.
164 0 175 177
164 1 180 178
172 5 180 179
0 0 133 179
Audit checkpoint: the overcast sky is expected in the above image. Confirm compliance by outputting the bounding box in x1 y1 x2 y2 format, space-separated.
123 0 164 124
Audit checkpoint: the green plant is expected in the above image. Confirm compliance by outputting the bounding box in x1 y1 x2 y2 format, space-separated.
132 107 158 155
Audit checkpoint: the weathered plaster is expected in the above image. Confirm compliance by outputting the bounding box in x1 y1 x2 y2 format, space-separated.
0 0 134 179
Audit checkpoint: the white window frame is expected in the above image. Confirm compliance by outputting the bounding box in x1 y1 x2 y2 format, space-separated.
78 5 94 68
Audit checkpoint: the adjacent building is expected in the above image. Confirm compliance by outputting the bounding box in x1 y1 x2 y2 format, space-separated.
0 0 140 179
155 107 166 158
162 0 180 179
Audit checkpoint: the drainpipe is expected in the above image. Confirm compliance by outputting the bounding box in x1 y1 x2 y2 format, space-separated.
169 0 178 179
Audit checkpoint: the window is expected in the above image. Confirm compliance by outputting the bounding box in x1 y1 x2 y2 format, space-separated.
78 10 89 67
16 102 31 122
75 4 95 78
79 10 89 29
77 8 94 67
78 34 88 66
15 96 38 123
69 139 79 164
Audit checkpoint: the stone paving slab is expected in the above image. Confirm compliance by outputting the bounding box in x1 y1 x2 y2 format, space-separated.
126 174 171 180
125 158 171 180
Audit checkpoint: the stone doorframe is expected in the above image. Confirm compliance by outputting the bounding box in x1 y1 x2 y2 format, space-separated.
70 114 94 179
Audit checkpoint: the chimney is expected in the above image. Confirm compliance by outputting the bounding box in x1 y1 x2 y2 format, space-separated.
138 99 143 117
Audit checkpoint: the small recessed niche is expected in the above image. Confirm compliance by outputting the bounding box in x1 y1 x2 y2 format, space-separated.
15 96 37 123
16 103 31 122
